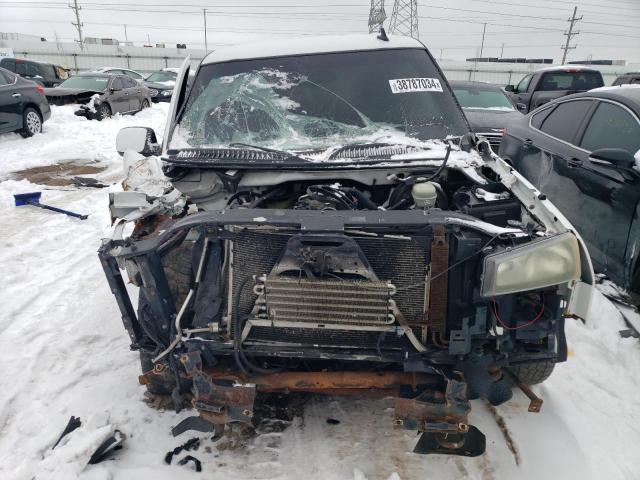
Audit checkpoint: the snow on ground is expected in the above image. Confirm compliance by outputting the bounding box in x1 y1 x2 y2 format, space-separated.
1 105 640 480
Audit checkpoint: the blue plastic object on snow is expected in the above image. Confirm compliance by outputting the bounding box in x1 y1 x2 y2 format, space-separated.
14 192 89 220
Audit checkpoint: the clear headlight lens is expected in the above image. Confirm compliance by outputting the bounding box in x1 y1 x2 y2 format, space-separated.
160 90 172 96
481 232 581 297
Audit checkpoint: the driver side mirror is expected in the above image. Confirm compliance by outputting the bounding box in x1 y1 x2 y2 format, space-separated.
504 85 515 93
116 127 161 156
589 148 635 169
110 86 122 93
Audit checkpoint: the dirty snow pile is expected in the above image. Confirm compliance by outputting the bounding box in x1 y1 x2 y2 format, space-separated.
1 105 640 480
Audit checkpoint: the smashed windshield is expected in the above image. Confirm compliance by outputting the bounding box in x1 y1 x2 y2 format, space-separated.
59 76 109 91
171 49 469 152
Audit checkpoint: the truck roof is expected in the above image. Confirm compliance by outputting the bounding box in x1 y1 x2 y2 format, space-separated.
533 65 602 74
202 33 424 65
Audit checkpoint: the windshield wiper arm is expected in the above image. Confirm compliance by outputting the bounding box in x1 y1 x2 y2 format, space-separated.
229 142 311 162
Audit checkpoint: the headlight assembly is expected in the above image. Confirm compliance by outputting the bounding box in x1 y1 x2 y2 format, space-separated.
161 90 172 96
481 232 581 297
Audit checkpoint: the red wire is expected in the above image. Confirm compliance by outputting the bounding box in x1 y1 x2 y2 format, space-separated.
491 294 545 331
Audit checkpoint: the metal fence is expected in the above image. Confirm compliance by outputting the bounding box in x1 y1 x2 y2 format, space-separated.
1 38 636 85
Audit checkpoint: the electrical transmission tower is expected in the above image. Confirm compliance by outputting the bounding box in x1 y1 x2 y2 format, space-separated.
388 0 419 39
69 0 84 50
561 6 582 64
368 1 386 33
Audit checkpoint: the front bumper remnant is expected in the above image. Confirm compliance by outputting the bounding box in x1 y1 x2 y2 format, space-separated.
395 379 486 457
166 352 485 456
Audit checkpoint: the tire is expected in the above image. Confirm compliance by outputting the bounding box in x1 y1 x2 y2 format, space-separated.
161 240 194 312
510 361 555 385
19 107 42 137
97 102 111 120
141 99 150 109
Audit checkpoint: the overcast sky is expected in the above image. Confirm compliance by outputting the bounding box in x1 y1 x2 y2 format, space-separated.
1 0 639 63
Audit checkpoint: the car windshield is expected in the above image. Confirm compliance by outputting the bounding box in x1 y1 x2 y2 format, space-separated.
59 76 109 91
170 48 469 152
453 86 515 111
147 71 177 83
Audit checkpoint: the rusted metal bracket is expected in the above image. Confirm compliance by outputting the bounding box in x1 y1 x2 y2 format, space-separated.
428 224 449 345
517 382 543 413
180 351 256 426
394 379 486 457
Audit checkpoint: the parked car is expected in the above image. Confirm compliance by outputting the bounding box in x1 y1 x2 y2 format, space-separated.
93 67 145 83
450 80 522 152
504 66 604 114
45 73 151 120
100 33 593 457
612 72 640 86
142 68 177 102
0 57 68 88
0 66 50 137
500 88 640 297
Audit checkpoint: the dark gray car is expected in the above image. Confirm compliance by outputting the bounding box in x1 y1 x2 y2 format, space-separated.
500 88 640 297
45 73 151 120
0 66 51 137
450 81 522 152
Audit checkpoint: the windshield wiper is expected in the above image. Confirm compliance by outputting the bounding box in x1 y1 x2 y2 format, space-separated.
229 142 311 162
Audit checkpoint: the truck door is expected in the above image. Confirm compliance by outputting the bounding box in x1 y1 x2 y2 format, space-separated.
511 74 533 113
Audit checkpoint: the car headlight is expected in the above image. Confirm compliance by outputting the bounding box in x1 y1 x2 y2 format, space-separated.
160 90 172 96
149 89 158 97
481 232 581 297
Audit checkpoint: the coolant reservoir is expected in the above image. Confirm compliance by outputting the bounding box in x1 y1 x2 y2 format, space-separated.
411 182 438 209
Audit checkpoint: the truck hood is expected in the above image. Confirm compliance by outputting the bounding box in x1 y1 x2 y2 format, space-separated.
463 109 523 132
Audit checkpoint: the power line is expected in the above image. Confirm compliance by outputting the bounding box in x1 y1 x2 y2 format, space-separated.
561 6 582 64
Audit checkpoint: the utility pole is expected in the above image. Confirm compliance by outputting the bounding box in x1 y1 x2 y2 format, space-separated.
479 22 487 59
500 42 505 58
69 0 84 50
561 6 582 64
124 24 128 42
203 8 208 52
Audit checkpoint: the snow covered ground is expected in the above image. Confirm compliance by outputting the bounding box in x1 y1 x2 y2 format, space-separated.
1 105 639 480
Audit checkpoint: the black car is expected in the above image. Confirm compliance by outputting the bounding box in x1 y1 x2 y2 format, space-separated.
612 73 640 86
500 88 640 297
142 69 177 102
450 80 522 152
0 66 51 137
0 57 68 88
45 73 152 120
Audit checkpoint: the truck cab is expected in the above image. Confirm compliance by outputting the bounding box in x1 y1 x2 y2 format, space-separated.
505 66 604 114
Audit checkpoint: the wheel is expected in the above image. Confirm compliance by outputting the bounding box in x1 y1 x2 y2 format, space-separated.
141 99 150 109
161 240 194 309
510 361 555 385
97 102 111 120
20 107 42 137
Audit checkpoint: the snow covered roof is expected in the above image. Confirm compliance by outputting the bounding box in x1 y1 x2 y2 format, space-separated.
202 34 424 65
533 65 601 73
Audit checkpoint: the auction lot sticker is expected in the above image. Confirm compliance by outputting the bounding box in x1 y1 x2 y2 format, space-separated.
389 78 443 93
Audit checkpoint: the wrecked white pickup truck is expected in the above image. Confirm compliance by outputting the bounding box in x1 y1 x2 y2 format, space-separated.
99 32 594 457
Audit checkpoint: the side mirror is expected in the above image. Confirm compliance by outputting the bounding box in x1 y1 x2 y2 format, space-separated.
116 127 161 156
589 148 635 169
110 86 122 93
516 103 527 112
504 85 515 92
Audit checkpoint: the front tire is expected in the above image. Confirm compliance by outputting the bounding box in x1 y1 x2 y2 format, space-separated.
97 103 111 120
141 99 150 109
20 107 42 137
510 361 555 385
